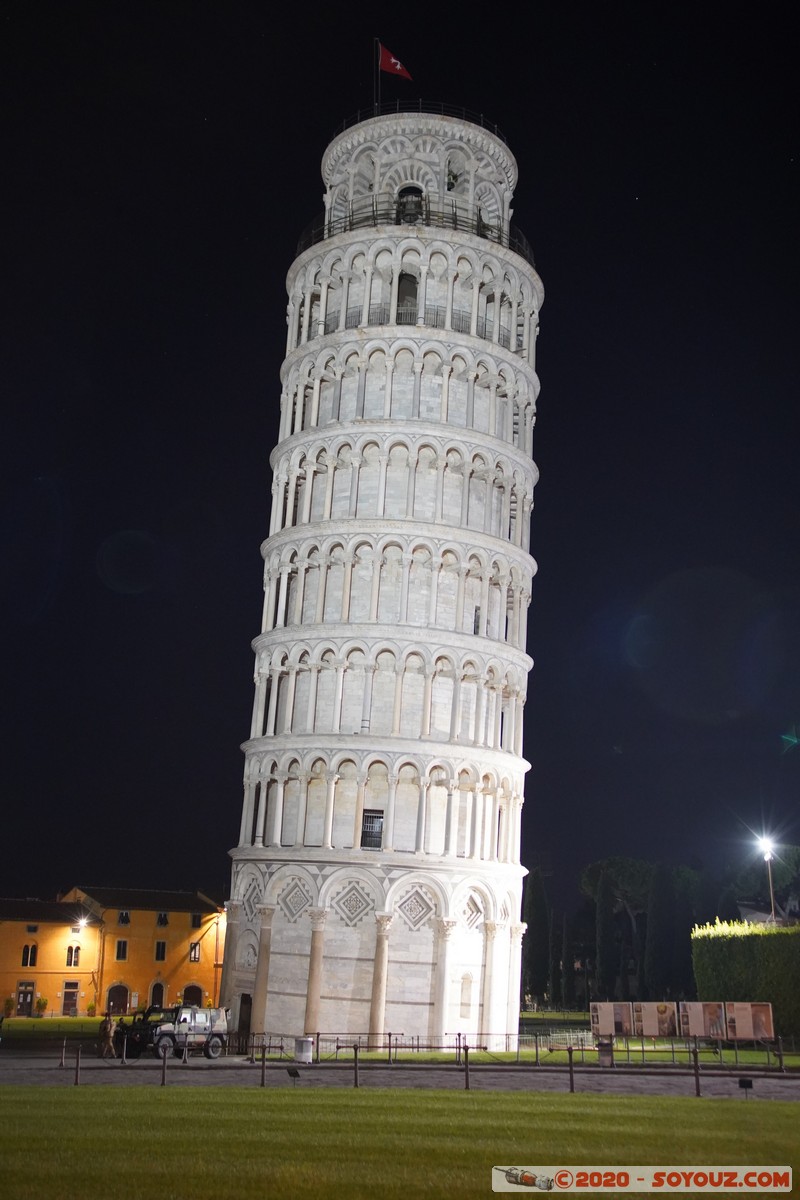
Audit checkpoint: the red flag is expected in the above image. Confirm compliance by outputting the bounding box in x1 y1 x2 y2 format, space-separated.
378 44 412 80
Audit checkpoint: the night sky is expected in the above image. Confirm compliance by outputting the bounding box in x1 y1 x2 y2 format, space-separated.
4 3 798 912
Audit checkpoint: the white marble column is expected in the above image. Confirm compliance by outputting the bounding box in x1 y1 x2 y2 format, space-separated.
435 918 457 1039
303 908 328 1034
368 913 393 1044
251 905 276 1035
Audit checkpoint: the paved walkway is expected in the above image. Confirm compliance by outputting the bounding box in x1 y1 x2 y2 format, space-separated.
1 1052 798 1100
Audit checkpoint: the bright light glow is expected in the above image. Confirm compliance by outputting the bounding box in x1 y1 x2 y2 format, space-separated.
757 836 774 861
78 916 88 927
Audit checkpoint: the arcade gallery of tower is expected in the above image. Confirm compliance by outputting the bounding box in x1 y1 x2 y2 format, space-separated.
219 106 544 1044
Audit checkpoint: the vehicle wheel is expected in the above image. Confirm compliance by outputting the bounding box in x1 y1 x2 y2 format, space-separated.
155 1034 174 1058
204 1035 223 1060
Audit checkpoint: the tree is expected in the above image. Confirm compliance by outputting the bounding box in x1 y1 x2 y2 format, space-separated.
644 862 675 998
522 868 549 1005
548 909 561 1007
716 884 741 922
581 857 653 943
595 869 617 1000
561 914 576 1009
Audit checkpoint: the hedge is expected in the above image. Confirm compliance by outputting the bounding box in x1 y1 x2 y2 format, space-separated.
692 921 800 1035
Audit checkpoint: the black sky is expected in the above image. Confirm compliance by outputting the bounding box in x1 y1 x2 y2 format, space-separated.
3 2 798 911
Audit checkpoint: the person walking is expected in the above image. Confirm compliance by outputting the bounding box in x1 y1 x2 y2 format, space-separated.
99 1012 116 1059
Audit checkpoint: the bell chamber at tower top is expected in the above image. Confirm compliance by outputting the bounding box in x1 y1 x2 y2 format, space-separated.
284 111 544 435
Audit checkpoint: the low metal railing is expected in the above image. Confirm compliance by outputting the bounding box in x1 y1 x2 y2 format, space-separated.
297 198 534 267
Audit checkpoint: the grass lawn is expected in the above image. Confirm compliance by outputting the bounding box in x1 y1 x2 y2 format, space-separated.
0 1087 796 1200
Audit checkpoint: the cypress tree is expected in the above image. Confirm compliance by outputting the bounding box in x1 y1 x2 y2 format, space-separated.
645 862 675 998
561 913 576 1008
595 869 617 1000
522 868 549 1006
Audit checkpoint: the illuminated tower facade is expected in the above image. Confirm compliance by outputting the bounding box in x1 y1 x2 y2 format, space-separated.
222 105 544 1043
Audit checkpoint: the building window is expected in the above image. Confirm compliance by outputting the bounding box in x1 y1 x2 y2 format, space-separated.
26 924 39 933
189 942 200 963
116 940 127 961
22 944 38 967
191 913 202 929
62 981 79 1017
397 271 418 323
156 912 169 927
66 946 80 967
360 810 384 850
155 941 166 962
118 911 130 925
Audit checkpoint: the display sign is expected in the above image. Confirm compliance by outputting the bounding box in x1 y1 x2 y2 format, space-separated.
590 1002 633 1037
725 1002 774 1041
633 1001 678 1037
679 1001 726 1038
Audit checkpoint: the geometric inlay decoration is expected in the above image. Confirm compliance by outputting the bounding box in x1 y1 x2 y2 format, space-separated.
331 880 375 928
241 878 261 922
277 878 312 923
462 893 483 930
396 886 435 931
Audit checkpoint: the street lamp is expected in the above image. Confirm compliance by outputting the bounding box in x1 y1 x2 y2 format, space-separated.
757 837 777 922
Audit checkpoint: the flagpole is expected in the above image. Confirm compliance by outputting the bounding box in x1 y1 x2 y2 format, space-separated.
374 38 380 114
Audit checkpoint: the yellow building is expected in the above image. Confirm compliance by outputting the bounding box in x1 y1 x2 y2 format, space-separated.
0 897 101 1018
1 888 226 1017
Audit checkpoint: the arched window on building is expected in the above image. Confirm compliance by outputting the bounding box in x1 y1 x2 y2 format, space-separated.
21 944 37 967
397 272 418 324
66 945 80 967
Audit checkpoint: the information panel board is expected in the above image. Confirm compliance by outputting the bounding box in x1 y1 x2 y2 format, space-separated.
590 1002 633 1037
725 1002 774 1040
633 1001 678 1037
678 1001 726 1038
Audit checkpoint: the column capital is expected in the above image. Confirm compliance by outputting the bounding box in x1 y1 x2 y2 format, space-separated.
375 912 393 937
482 919 499 943
224 900 242 922
256 904 276 929
308 907 328 932
437 917 458 942
510 921 527 945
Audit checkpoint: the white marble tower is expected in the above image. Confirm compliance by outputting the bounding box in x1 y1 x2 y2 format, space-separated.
223 104 543 1044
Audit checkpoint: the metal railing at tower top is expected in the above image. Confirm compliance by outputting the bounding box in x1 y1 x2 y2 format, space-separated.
331 100 508 144
296 196 535 268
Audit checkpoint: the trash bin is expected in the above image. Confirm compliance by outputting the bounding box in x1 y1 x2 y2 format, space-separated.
294 1036 313 1064
597 1037 614 1067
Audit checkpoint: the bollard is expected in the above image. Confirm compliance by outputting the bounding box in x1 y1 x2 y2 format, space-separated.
455 1031 461 1067
59 1038 66 1068
353 1043 359 1089
567 1045 575 1094
74 1045 81 1086
261 1044 266 1088
534 1033 539 1066
692 1041 701 1097
182 1036 189 1065
777 1037 785 1073
387 1032 392 1064
161 1042 168 1087
464 1043 470 1091
121 1035 128 1066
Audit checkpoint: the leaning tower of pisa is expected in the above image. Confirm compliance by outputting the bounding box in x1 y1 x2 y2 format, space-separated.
222 104 544 1044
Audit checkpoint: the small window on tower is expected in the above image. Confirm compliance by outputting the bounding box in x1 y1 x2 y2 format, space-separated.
189 942 201 963
191 914 202 929
118 911 130 926
397 272 418 325
360 810 384 850
156 912 169 927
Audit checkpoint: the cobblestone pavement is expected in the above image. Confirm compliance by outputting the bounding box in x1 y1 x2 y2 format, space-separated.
1 1052 798 1100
